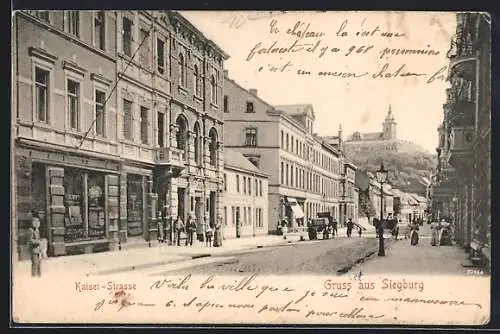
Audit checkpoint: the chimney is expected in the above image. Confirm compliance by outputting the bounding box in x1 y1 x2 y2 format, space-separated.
223 70 228 77
249 89 258 96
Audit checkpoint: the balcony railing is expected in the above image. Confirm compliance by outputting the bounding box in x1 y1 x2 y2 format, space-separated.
445 81 475 128
154 146 186 167
447 19 477 80
446 126 475 167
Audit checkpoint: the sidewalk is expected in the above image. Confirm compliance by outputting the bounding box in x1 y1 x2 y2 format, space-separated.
12 234 303 278
351 237 472 275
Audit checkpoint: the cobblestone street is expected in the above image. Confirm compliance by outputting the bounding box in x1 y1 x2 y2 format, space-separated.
150 237 380 276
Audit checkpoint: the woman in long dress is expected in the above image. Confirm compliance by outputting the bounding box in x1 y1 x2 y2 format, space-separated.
430 221 439 246
410 221 419 246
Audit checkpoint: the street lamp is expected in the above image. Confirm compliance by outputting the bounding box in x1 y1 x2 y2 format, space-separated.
375 164 388 257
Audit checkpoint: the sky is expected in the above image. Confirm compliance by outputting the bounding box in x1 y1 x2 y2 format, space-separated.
181 11 457 153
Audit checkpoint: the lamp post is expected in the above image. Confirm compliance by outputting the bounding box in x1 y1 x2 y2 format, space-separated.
375 164 388 257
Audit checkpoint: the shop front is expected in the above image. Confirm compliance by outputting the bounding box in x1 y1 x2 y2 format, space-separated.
15 146 120 259
119 165 157 247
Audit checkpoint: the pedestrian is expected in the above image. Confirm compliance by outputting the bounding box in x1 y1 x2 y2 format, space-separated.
323 220 329 240
28 211 42 277
405 221 411 240
157 210 164 243
393 225 399 240
164 213 172 245
175 216 184 246
213 216 223 247
430 221 439 246
205 224 213 247
358 226 362 237
185 215 196 246
410 221 419 246
332 218 338 237
282 220 288 240
346 218 354 238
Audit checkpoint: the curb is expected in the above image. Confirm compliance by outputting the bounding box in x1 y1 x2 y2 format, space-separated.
88 256 191 276
87 237 308 276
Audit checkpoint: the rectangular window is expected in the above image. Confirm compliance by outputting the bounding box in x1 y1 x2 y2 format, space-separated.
243 176 247 194
156 37 165 74
280 162 284 184
255 179 258 197
123 99 133 141
35 11 50 22
140 106 149 144
236 175 240 193
248 177 252 196
139 28 150 67
280 130 284 148
94 11 106 50
122 17 133 57
95 90 106 137
67 79 80 130
223 95 229 113
246 101 254 113
231 207 235 227
248 206 252 226
245 128 257 147
224 206 227 227
35 67 49 123
223 173 227 191
66 11 80 37
157 112 164 147
259 180 263 196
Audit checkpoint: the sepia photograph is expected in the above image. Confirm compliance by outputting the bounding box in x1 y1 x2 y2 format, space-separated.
11 9 491 325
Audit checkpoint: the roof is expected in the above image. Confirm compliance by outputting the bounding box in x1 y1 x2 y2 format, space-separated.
361 132 384 140
275 104 315 120
346 131 385 141
224 149 266 176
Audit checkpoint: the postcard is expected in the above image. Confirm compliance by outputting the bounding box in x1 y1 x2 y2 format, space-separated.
11 10 491 326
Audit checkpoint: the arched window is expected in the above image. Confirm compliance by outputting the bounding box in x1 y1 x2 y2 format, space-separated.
209 128 218 166
178 53 185 87
176 115 188 156
210 74 217 104
194 122 201 164
193 64 200 96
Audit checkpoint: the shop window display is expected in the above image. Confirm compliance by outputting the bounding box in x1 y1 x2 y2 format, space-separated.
63 168 106 242
64 168 85 242
88 172 106 238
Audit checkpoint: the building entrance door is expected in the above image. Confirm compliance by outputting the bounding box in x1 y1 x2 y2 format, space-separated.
195 196 203 240
127 174 145 239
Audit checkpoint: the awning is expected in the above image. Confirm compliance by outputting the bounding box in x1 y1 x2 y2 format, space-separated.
287 197 304 219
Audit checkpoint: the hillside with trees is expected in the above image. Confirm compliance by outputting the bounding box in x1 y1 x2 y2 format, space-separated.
344 146 436 195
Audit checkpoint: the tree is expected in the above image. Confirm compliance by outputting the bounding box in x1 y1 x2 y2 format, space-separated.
359 189 376 221
393 196 402 216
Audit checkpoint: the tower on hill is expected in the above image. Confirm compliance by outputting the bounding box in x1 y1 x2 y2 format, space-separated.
382 105 397 140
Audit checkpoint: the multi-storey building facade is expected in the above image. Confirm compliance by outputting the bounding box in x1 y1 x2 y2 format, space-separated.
13 10 121 259
431 13 490 270
12 10 227 259
223 75 343 233
341 162 358 226
221 149 268 239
